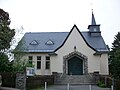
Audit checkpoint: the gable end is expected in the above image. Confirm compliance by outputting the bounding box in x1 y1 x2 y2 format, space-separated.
54 25 97 52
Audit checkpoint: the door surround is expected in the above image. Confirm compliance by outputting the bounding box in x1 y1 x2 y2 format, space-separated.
63 51 88 75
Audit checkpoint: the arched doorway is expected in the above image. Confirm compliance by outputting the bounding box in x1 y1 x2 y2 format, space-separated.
68 56 83 75
63 51 88 75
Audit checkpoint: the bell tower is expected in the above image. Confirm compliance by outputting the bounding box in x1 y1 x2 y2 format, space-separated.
88 11 101 36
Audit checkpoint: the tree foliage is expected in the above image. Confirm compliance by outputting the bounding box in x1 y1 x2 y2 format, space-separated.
109 32 120 79
0 8 31 73
0 8 15 51
0 8 15 72
0 53 13 72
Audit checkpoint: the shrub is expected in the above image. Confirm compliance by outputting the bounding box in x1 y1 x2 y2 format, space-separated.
97 80 106 88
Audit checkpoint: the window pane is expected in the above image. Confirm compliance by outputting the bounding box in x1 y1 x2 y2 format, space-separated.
46 56 50 60
46 61 50 69
37 61 41 69
37 56 41 60
29 60 32 64
28 56 33 60
28 56 33 65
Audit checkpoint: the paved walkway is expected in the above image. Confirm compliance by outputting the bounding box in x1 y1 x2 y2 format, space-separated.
0 85 111 90
45 85 110 90
0 87 20 90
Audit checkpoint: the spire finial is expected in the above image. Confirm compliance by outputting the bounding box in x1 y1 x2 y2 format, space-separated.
90 3 93 12
90 2 96 25
91 10 96 25
91 9 93 12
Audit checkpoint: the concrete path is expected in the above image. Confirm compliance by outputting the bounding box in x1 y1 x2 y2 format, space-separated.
0 87 20 90
0 85 110 90
46 85 110 90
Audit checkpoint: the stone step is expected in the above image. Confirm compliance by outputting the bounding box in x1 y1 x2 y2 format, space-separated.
54 74 95 84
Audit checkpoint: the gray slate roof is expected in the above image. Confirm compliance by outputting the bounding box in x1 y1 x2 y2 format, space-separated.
16 29 109 53
17 32 68 52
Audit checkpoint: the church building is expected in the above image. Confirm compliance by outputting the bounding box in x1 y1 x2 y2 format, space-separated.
15 12 109 76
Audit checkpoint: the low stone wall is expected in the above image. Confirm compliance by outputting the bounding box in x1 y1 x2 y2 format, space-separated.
26 75 54 89
0 72 16 88
0 72 26 90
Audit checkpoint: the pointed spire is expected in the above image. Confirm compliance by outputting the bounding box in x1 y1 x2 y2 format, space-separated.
91 11 96 25
88 11 101 35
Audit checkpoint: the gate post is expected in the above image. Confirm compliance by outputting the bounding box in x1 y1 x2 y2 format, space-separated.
16 73 26 90
67 83 70 90
45 82 47 90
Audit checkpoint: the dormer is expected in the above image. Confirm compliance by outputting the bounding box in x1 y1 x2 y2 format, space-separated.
30 40 38 45
46 40 54 45
88 12 101 36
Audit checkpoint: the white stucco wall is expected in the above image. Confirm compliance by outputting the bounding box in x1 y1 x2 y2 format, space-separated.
51 27 109 75
22 53 51 75
100 54 109 75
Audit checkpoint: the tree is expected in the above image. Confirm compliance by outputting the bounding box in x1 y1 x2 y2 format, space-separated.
0 8 15 51
0 53 13 72
13 47 34 72
0 8 15 72
109 32 120 79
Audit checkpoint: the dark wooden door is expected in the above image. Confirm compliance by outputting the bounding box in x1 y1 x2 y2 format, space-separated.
68 56 83 75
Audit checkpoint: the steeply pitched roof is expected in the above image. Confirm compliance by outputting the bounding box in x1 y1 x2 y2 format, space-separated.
15 25 109 53
91 11 96 25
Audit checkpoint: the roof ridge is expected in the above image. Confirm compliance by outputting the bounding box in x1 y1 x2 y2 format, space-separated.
26 32 69 34
25 31 90 34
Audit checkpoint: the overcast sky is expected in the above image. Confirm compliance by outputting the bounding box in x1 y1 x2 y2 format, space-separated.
0 0 120 48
